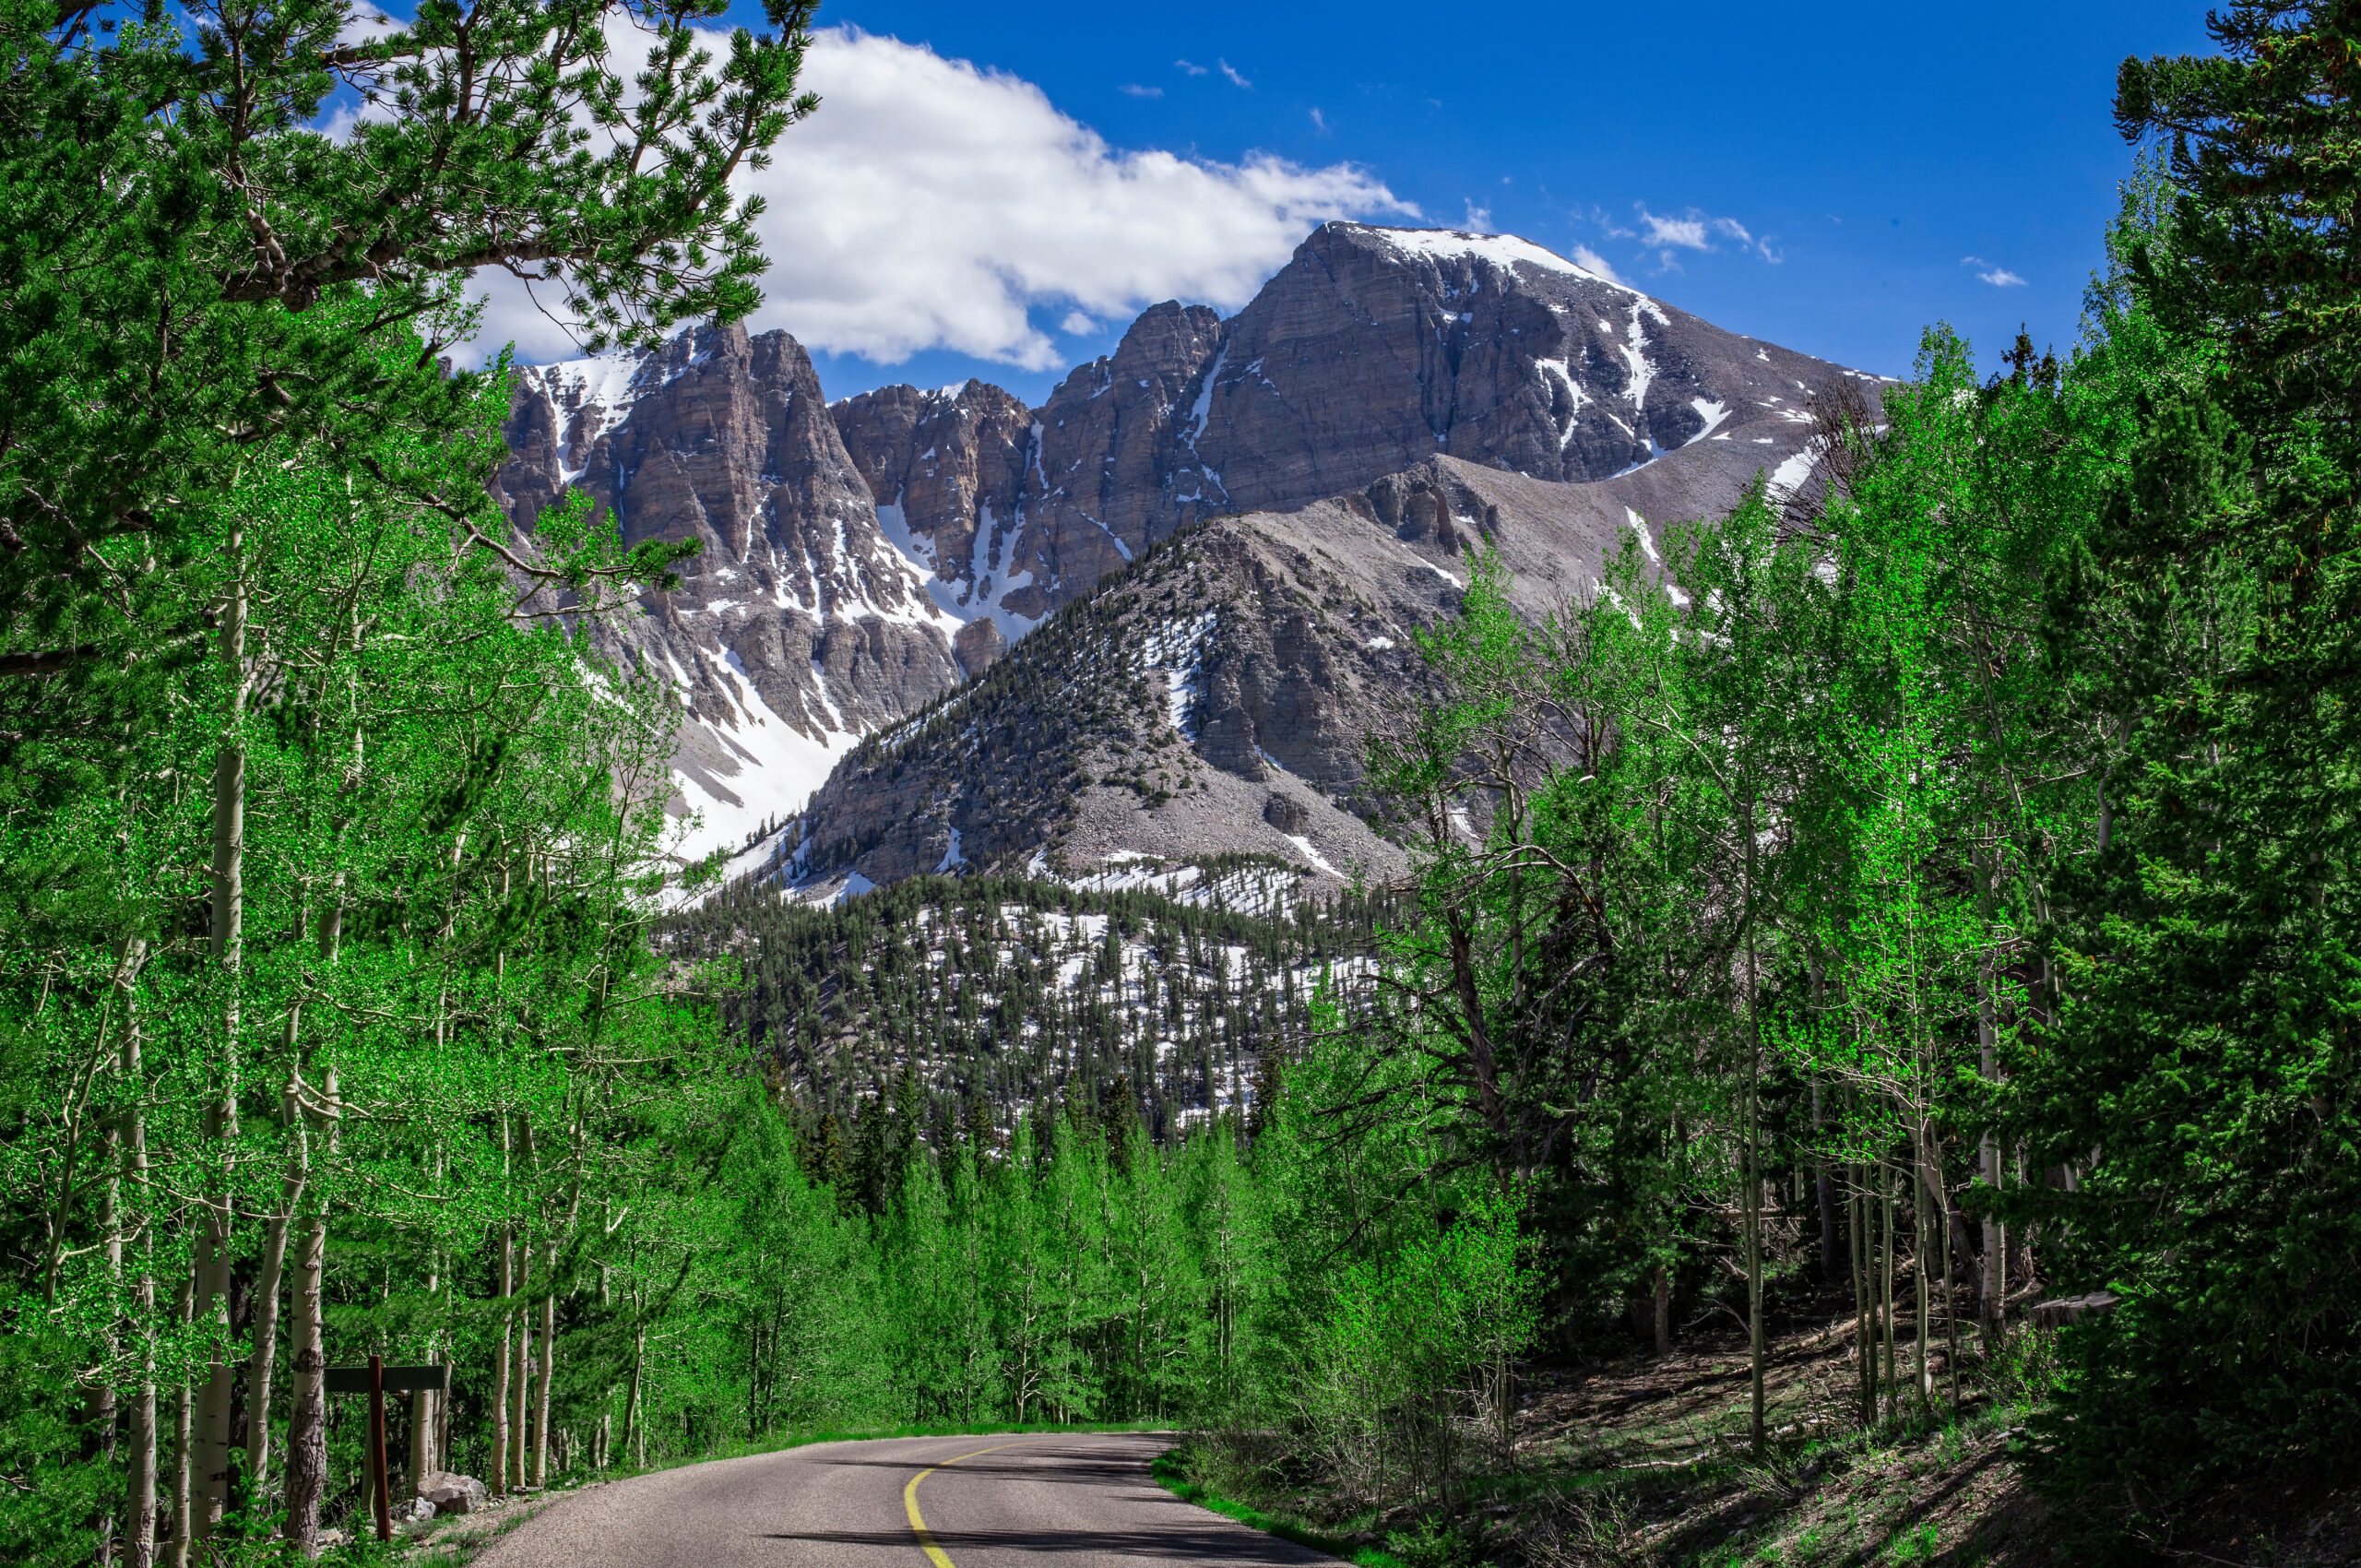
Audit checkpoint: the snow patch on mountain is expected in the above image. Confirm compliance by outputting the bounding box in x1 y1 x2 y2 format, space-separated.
672 643 854 856
1373 226 1646 298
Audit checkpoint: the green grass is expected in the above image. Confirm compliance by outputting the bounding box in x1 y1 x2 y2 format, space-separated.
1149 1450 1412 1568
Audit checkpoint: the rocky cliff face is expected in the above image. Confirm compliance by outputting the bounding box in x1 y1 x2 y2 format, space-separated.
1197 223 1802 498
492 326 983 857
825 224 1860 640
492 224 1875 872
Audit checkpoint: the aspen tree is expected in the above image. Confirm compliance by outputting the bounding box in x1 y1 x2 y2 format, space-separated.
188 508 249 1556
118 941 157 1568
492 1119 514 1499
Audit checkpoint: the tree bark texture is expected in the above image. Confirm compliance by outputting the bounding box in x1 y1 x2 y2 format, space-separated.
281 1068 334 1551
1880 1162 1898 1422
193 512 248 1559
187 1105 238 1554
119 937 159 1568
511 1242 532 1491
243 1080 304 1500
492 1234 513 1496
533 1258 556 1487
167 1264 195 1568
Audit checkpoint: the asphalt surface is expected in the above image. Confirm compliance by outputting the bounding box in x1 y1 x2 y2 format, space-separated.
468 1431 1341 1568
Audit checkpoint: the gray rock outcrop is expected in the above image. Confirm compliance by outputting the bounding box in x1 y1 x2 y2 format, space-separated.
416 1471 488 1515
492 326 969 859
492 224 1878 878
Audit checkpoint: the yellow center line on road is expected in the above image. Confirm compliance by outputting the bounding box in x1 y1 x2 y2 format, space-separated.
902 1441 1038 1568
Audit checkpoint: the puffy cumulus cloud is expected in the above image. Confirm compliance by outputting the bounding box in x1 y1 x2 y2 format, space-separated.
1964 255 2027 287
470 28 1411 370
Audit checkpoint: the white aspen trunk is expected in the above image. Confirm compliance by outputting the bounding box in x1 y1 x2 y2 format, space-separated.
626 1324 646 1469
410 1244 441 1486
2008 1141 2031 1297
1916 1122 1958 1408
1812 1080 1837 1282
1880 1162 1897 1422
511 1240 532 1491
167 1265 195 1568
1741 798 1765 1459
186 1104 238 1555
1851 1166 1872 1426
243 1078 304 1500
1940 1135 1960 1411
492 1216 513 1498
532 1251 556 1487
192 512 248 1559
281 1018 336 1550
93 1133 120 1567
1914 1148 1933 1401
108 935 151 1565
125 1063 158 1568
1744 1097 1764 1455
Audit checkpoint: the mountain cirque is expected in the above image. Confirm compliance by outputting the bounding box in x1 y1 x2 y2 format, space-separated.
489 223 1878 888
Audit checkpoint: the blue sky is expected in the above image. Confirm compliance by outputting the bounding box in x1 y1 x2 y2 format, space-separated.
481 2 2220 404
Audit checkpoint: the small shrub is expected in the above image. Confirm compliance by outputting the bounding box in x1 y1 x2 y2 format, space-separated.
1883 1521 1940 1563
1388 1514 1487 1568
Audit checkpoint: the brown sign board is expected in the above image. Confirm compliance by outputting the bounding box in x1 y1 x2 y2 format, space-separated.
325 1364 450 1395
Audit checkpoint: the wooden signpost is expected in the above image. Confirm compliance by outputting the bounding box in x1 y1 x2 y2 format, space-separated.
325 1358 450 1542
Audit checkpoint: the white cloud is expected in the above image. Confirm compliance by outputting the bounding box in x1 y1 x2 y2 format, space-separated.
468 28 1412 371
1963 255 2027 287
1175 58 1208 75
1059 311 1097 335
1461 201 1495 233
1616 206 1774 270
1120 83 1162 98
1218 58 1252 89
1639 209 1711 250
1309 106 1328 133
1571 244 1625 285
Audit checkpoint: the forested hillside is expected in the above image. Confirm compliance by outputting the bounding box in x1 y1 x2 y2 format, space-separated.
6 3 2360 1567
662 873 1393 1148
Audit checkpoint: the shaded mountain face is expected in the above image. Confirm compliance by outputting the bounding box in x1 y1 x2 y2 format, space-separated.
492 326 974 854
769 437 1834 902
491 223 1874 869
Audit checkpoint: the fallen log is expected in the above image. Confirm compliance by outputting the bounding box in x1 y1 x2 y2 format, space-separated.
2030 1290 2120 1328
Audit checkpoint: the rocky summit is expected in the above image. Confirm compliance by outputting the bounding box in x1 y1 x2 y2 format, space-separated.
491 223 1879 885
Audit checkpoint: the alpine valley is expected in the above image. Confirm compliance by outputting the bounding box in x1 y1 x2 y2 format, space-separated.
492 222 1879 900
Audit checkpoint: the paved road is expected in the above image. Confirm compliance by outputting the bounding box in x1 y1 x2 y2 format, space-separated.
469 1431 1339 1568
